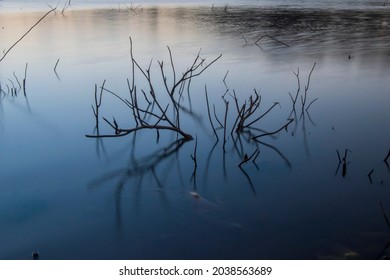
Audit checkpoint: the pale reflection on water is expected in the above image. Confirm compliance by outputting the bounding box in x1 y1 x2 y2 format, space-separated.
0 5 390 259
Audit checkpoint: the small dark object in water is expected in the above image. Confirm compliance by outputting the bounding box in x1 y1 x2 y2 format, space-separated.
348 54 352 60
32 251 40 259
190 191 200 199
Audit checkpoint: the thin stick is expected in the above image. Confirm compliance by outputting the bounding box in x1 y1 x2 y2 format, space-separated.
245 102 279 128
252 118 294 139
223 70 229 84
0 8 56 62
190 137 197 196
252 150 260 164
54 58 60 72
306 97 318 111
23 63 28 96
238 166 256 195
190 135 198 167
289 68 300 109
213 104 223 128
205 86 219 141
13 72 22 90
336 149 341 163
301 62 316 112
223 100 229 152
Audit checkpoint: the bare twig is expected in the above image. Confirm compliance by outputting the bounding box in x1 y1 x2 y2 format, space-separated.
336 148 351 178
289 68 300 109
252 118 294 139
223 99 229 152
190 135 198 167
223 70 229 84
23 63 28 97
205 86 219 141
91 80 105 130
301 62 317 113
54 58 60 72
255 35 289 48
238 166 256 195
87 37 220 142
190 136 198 187
12 72 22 90
0 8 56 62
213 104 223 128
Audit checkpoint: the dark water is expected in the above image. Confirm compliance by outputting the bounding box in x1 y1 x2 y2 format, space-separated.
0 3 390 259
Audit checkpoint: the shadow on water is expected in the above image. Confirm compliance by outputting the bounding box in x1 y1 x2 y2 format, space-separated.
88 138 187 231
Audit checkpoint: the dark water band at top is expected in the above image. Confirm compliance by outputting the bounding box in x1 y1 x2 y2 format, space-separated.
0 0 388 10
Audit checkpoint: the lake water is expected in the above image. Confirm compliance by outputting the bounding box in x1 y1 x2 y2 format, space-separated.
0 1 390 259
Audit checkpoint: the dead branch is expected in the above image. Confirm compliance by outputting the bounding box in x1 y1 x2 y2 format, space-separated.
23 63 28 97
301 62 317 113
223 99 229 152
288 68 300 109
252 118 294 139
86 37 221 142
0 8 56 62
205 86 219 141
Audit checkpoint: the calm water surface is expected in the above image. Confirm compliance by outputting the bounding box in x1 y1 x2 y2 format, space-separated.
0 1 390 259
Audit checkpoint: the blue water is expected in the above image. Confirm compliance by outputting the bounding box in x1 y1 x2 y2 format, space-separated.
1 0 390 260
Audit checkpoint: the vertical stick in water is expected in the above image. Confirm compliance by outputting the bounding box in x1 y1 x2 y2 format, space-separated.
223 100 229 152
54 58 60 72
23 63 28 97
205 86 219 141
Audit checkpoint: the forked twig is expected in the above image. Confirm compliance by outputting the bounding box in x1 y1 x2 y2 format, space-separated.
86 37 221 142
301 62 317 113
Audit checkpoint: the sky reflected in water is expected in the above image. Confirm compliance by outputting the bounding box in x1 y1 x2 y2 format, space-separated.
0 3 390 259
